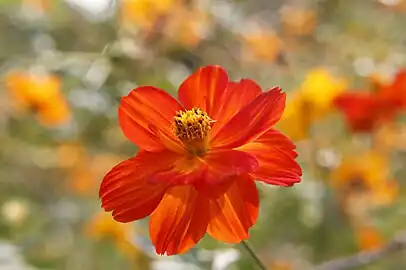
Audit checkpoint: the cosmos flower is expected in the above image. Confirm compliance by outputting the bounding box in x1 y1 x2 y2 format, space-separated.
4 71 70 127
334 70 406 133
278 68 347 140
331 151 398 215
99 65 302 255
242 29 283 63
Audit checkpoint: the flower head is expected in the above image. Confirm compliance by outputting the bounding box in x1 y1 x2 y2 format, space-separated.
99 65 302 255
334 69 406 133
242 29 282 63
331 151 398 212
278 68 347 140
354 225 384 251
4 71 70 126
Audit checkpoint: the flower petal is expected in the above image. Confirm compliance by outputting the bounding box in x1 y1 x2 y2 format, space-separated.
210 79 262 138
207 174 259 243
333 93 380 132
238 129 302 186
99 150 181 223
211 87 286 149
119 86 184 151
148 149 259 188
178 65 229 117
203 149 259 181
149 185 209 255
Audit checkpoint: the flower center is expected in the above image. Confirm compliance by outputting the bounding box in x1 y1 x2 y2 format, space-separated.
173 107 215 155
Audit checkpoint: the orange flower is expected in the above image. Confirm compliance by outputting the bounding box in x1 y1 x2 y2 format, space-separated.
58 143 124 195
119 0 178 34
268 261 292 270
331 151 398 211
99 65 302 255
280 6 317 36
4 71 70 126
23 0 51 12
334 70 406 133
354 225 384 251
164 5 209 48
242 30 283 63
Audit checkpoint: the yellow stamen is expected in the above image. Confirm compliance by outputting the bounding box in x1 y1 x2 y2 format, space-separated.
173 107 214 155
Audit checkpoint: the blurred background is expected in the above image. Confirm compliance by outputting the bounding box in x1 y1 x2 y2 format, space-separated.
1 0 406 269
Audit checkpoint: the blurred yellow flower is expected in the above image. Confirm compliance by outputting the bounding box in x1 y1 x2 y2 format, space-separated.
242 29 282 63
4 71 70 127
278 68 347 140
332 151 398 210
86 212 139 257
280 6 317 36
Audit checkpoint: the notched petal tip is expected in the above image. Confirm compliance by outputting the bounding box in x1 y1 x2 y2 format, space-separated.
99 152 179 223
207 175 259 243
238 129 302 187
212 86 287 148
178 65 229 115
149 186 209 255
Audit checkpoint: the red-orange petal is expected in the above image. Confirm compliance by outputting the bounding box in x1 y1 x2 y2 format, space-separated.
238 129 302 186
203 149 259 181
211 87 286 149
178 65 229 117
119 86 184 152
148 149 259 188
210 79 262 138
207 174 259 243
149 185 209 255
99 150 181 223
333 92 380 132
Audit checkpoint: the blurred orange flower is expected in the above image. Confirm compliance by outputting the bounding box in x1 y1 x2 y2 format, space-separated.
58 143 123 195
280 6 317 36
86 211 139 257
334 70 406 133
268 260 292 270
164 5 209 48
23 0 51 12
378 0 406 12
354 225 384 251
278 68 347 140
120 0 177 33
332 151 398 211
99 65 302 255
242 29 283 63
120 0 208 48
375 123 406 152
4 71 70 127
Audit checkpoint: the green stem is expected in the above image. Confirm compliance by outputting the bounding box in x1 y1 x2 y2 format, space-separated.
241 240 267 270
